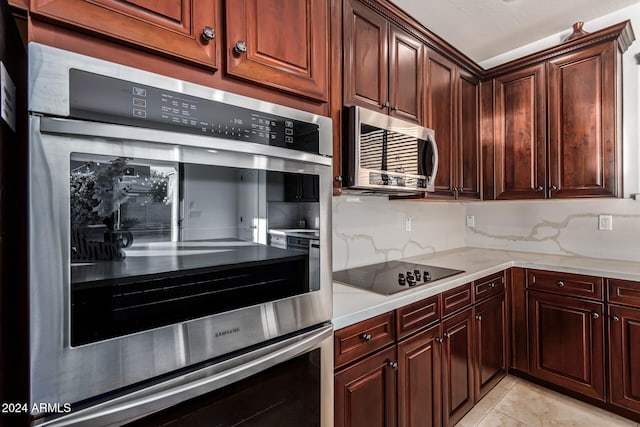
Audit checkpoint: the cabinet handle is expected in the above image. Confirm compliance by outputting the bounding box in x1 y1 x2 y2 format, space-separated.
335 176 343 182
361 333 372 342
557 281 565 288
234 40 248 54
201 26 216 41
536 186 544 192
612 315 620 321
435 337 444 343
489 282 496 288
591 312 600 319
381 101 390 108
443 332 451 339
476 315 482 321
549 185 558 191
388 361 398 370
392 105 399 111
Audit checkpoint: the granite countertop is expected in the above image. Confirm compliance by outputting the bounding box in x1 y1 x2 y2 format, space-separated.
332 246 640 330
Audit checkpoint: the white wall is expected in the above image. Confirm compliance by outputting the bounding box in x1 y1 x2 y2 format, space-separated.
332 196 466 271
480 3 640 197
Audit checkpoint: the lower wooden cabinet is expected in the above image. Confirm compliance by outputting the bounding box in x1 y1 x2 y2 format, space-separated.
609 304 640 413
335 345 397 427
397 323 442 427
527 290 606 401
474 293 508 401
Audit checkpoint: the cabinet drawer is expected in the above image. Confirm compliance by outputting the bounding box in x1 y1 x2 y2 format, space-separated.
527 269 603 300
608 278 640 308
474 271 505 302
396 295 440 339
441 283 472 318
334 311 395 369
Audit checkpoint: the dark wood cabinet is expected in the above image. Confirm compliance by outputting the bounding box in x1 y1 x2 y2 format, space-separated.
609 304 640 414
343 0 423 124
225 0 329 102
485 21 633 200
426 51 480 200
30 0 219 69
283 174 319 202
473 293 507 401
547 42 619 197
527 290 605 401
335 345 397 427
493 64 547 200
397 323 442 427
441 307 474 427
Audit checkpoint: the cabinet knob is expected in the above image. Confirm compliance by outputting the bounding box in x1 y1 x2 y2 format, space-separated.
612 315 620 321
476 315 483 321
381 101 390 108
443 332 451 339
201 26 216 41
435 337 444 343
388 361 398 370
550 185 558 191
234 40 248 54
591 312 600 319
361 333 372 342
557 281 565 288
335 176 343 182
536 186 544 192
392 105 399 111
489 282 496 288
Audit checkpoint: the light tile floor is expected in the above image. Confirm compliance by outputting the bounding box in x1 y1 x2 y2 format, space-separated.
457 375 640 427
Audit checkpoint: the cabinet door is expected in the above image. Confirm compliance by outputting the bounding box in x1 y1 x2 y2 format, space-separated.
494 64 547 199
474 293 507 401
397 323 442 427
426 50 456 199
527 291 605 401
31 0 218 69
547 42 619 198
335 346 397 427
609 305 640 413
226 0 328 102
457 70 481 200
388 25 424 124
441 307 474 427
343 0 389 112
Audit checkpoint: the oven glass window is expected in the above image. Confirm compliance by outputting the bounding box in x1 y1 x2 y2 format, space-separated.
69 154 321 346
125 349 321 427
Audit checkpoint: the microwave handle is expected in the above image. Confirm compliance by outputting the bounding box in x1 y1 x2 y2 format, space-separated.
420 135 438 186
427 134 439 186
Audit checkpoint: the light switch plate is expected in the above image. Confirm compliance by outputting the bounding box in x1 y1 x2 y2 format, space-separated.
466 215 475 227
598 215 613 231
405 217 412 232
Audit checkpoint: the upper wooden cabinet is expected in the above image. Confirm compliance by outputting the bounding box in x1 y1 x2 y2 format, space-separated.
485 21 633 200
225 0 329 102
343 0 424 124
30 0 219 69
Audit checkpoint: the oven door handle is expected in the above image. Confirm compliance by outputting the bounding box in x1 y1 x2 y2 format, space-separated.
34 324 333 427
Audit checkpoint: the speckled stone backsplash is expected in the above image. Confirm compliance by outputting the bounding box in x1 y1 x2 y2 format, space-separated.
332 196 466 271
465 199 640 262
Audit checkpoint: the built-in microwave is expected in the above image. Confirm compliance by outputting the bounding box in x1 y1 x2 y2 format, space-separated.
28 43 333 425
342 105 438 194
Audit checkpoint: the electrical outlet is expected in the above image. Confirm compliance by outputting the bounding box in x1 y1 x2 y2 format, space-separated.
466 215 475 227
405 217 412 232
598 214 613 231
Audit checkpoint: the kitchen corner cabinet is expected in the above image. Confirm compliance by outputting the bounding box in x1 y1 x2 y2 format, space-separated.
343 0 424 124
486 21 633 200
30 0 219 69
225 0 329 102
426 50 480 200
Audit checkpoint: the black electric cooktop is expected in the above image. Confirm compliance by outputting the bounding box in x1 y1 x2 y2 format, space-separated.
333 261 464 295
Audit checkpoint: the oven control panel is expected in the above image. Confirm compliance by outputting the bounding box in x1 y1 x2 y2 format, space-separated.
68 69 319 154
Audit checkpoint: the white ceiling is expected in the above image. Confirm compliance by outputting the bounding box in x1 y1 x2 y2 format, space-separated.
390 0 640 63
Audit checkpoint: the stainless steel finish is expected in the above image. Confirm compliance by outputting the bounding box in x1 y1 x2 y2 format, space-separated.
201 26 216 41
557 281 565 288
345 106 438 194
234 40 248 54
388 361 398 370
392 105 399 111
550 185 558 191
34 324 334 427
536 185 544 191
489 282 496 288
361 333 372 342
381 101 390 108
592 312 600 319
309 239 320 292
443 332 451 339
28 43 332 158
612 315 620 321
476 315 482 321
435 337 444 343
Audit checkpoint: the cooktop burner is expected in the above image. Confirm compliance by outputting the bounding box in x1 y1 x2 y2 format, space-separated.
333 261 464 295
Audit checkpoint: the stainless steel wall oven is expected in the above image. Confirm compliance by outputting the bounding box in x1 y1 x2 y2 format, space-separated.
28 44 333 426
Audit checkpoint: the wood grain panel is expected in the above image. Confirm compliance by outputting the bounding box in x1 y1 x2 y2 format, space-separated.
510 267 528 372
609 304 640 413
474 271 505 303
608 278 640 309
388 25 423 124
457 70 480 199
494 64 546 199
396 295 440 339
474 293 507 401
480 79 495 200
334 311 395 369
527 269 603 300
441 283 472 318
